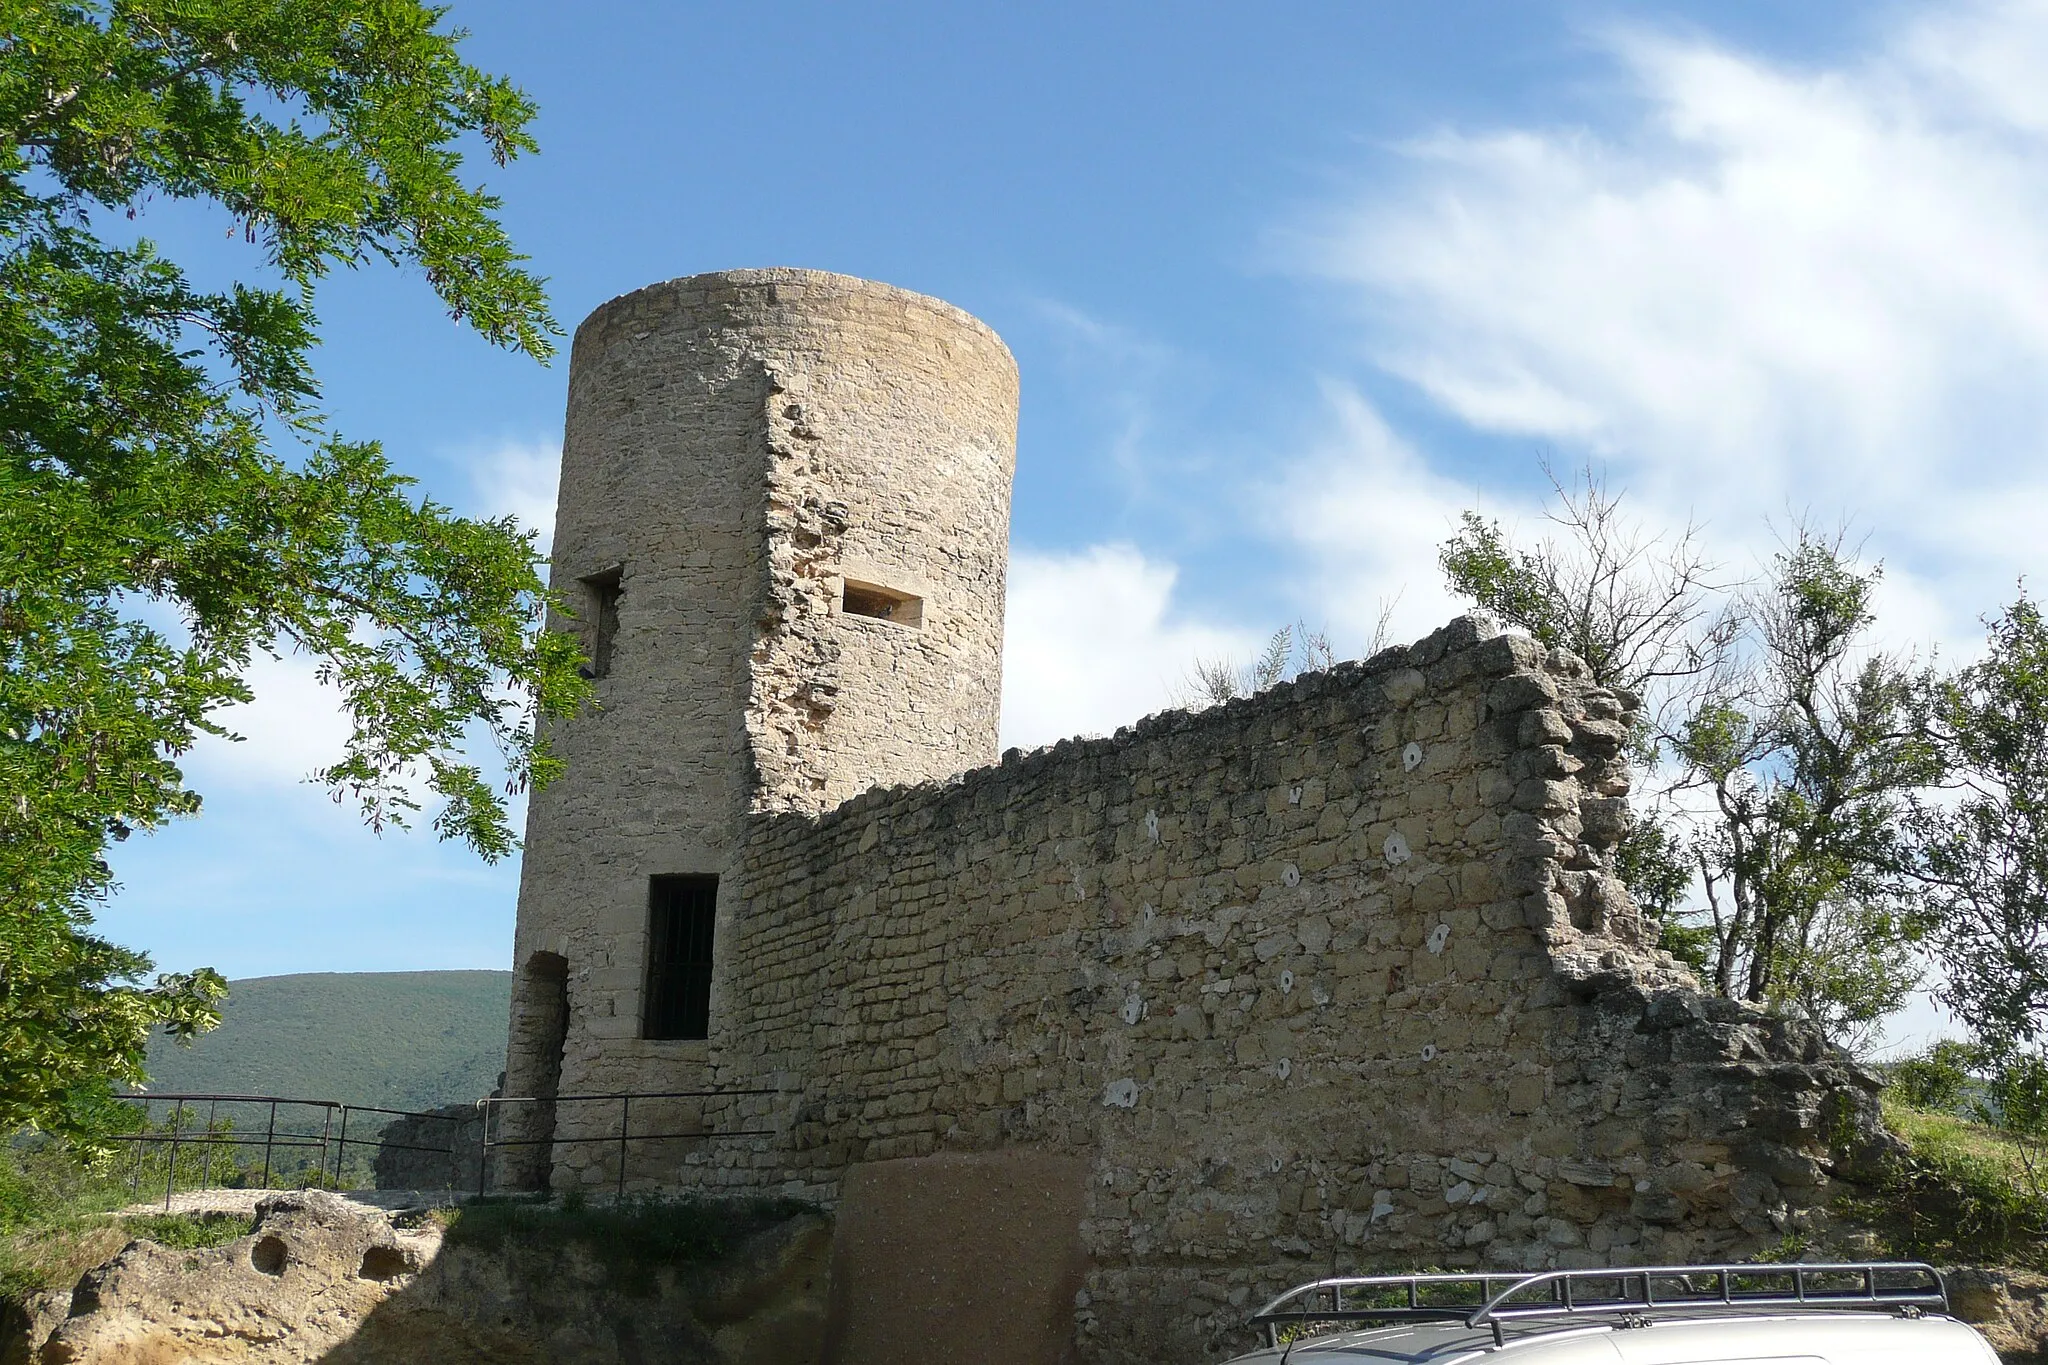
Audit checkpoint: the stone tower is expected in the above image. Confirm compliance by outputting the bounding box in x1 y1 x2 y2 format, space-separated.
500 269 1018 1178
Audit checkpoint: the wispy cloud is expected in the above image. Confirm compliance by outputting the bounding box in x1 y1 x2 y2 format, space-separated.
1292 0 2048 651
1027 297 1193 498
1270 382 1512 649
465 438 561 557
184 649 353 792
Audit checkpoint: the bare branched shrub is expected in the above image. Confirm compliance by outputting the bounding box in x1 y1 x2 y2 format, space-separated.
1179 618 1352 710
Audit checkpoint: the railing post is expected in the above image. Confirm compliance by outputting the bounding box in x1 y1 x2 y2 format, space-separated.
476 1100 490 1200
617 1095 630 1199
318 1105 334 1188
164 1104 182 1210
262 1100 277 1188
201 1099 218 1189
335 1106 350 1190
129 1102 144 1197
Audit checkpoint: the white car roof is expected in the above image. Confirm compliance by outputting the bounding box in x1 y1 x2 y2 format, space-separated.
1224 1311 2000 1365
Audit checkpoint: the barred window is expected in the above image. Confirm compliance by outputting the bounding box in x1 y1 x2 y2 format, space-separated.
643 875 716 1040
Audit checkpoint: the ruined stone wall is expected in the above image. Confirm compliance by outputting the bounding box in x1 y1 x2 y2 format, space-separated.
504 270 1016 1132
548 615 1886 1364
373 1105 489 1193
743 270 1016 817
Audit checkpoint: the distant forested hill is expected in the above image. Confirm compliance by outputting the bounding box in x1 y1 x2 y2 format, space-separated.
142 971 511 1113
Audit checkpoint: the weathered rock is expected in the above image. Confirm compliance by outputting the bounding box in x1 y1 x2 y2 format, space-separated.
1946 1268 2048 1364
35 1191 828 1365
40 1191 424 1363
0 1292 69 1365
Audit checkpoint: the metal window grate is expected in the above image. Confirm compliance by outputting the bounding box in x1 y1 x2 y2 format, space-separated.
643 875 716 1040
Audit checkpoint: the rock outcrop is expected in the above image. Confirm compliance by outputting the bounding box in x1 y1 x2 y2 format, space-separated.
31 1191 828 1364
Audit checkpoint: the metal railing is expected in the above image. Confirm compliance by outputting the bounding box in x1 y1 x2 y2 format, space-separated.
112 1085 791 1206
1250 1263 1950 1349
109 1093 471 1209
477 1088 782 1198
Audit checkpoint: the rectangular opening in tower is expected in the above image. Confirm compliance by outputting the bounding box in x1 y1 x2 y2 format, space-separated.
841 578 923 628
578 564 623 679
643 874 715 1040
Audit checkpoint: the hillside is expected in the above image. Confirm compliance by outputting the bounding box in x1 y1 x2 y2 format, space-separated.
142 971 511 1114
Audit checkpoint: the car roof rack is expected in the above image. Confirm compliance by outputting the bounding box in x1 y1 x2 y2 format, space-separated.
1249 1262 1949 1350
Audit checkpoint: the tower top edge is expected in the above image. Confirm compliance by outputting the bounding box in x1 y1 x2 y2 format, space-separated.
573 268 1014 366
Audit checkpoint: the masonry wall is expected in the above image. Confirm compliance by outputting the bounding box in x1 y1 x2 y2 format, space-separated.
541 614 1888 1364
743 271 1017 817
504 270 1017 1145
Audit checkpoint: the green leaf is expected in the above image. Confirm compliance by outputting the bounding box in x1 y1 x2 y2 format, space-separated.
0 0 584 1137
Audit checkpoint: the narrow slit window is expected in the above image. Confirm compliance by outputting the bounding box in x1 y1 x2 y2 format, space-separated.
643 874 716 1040
841 578 923 628
578 565 623 679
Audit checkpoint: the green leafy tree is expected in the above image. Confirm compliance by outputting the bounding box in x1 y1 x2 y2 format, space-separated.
1670 535 1941 1043
1442 475 1940 1048
0 0 587 1138
1438 466 1737 712
1914 595 2048 1058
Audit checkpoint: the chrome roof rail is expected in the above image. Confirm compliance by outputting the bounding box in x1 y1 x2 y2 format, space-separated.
1249 1263 1949 1351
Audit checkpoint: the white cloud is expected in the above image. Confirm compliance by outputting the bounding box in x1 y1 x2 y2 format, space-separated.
1299 0 2048 653
184 648 352 792
1000 544 1258 750
466 439 561 557
1273 382 1515 649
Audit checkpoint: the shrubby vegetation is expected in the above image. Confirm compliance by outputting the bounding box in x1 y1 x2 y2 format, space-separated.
1438 468 2048 1062
1180 622 1340 709
142 970 510 1115
1 1136 253 1317
1862 1044 2048 1268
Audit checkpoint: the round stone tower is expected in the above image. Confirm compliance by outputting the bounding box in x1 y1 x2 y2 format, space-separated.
499 270 1017 1182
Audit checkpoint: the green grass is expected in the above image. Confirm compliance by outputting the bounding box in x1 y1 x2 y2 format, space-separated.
142 970 511 1113
1843 1097 2048 1268
436 1192 817 1296
1887 1099 2045 1188
1 1138 263 1316
117 1211 253 1250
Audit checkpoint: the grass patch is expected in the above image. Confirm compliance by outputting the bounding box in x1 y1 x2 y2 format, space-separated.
438 1192 816 1296
1842 1098 2048 1269
0 1218 131 1308
2 1139 137 1308
1887 1100 2043 1187
1 1140 251 1317
118 1211 252 1251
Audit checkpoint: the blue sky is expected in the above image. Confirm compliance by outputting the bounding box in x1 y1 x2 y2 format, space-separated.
99 2 2048 1048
